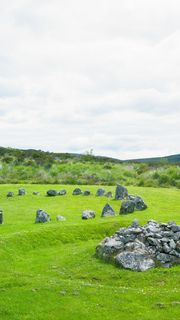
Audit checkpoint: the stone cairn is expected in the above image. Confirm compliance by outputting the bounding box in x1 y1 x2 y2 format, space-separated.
96 220 180 271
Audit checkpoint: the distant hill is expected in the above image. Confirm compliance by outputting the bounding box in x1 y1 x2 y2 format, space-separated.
0 146 179 186
126 154 180 164
0 146 179 164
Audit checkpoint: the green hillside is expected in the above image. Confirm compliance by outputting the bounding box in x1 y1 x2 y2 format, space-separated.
0 147 180 187
0 184 179 320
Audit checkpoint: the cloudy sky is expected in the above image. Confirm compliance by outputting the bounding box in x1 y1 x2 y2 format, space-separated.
0 0 180 159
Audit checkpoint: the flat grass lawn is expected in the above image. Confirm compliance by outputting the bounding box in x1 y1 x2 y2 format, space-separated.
0 184 179 320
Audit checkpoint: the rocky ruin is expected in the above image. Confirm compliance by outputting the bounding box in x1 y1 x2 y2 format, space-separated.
96 220 180 271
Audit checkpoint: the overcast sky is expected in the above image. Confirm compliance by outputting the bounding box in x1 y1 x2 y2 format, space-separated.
0 0 180 159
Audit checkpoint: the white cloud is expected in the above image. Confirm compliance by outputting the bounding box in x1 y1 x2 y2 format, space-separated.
0 0 180 159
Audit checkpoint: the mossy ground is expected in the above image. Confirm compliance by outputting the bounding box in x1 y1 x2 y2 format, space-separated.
0 185 179 319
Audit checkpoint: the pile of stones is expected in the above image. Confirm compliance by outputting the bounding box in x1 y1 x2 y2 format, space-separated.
96 220 180 271
115 185 147 214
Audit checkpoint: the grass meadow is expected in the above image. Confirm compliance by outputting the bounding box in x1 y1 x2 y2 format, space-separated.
0 184 179 319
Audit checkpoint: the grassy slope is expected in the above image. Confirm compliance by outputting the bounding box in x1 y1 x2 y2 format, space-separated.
0 185 180 320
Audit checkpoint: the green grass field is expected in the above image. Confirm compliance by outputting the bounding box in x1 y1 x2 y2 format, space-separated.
0 185 179 320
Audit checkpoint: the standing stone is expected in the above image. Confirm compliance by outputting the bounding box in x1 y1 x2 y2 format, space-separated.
101 204 115 217
0 209 3 224
35 209 51 223
96 188 105 196
47 190 57 196
18 188 26 196
115 185 128 200
120 200 135 215
82 210 96 220
7 192 14 197
72 188 82 195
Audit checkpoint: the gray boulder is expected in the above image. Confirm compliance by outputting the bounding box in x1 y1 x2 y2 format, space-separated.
82 210 96 220
18 188 26 196
84 190 91 196
7 192 14 197
35 209 51 223
96 188 105 196
56 215 66 221
102 204 115 217
58 190 67 196
72 188 82 195
0 209 3 224
105 191 113 198
47 190 57 196
120 200 135 214
115 251 155 271
128 195 147 211
115 185 128 200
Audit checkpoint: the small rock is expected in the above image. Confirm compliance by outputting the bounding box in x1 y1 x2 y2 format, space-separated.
56 215 66 221
131 219 139 228
7 192 14 197
72 188 82 195
47 190 57 196
18 188 26 196
82 210 95 220
83 190 91 196
33 192 40 195
105 191 113 198
96 188 105 196
58 190 67 196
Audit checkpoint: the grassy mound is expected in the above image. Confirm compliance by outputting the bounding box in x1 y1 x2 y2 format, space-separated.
0 185 179 319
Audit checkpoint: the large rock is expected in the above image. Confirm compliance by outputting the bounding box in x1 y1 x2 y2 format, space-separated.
96 220 180 271
120 200 135 214
115 185 128 200
82 210 95 220
115 251 155 271
101 204 115 217
128 195 147 211
72 188 82 195
0 209 3 224
35 209 51 223
47 190 57 196
18 188 26 196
